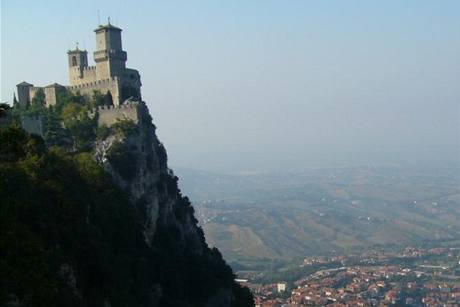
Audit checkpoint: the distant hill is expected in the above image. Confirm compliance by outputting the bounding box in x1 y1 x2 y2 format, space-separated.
174 165 460 267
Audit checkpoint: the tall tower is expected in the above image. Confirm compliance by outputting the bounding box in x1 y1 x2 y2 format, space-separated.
94 22 127 80
67 47 88 85
16 81 33 108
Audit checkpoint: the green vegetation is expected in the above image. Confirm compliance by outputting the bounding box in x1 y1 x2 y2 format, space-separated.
31 88 46 107
44 108 68 147
0 124 253 307
111 118 139 136
0 102 11 112
1 94 254 306
106 140 138 180
0 126 150 306
0 103 11 125
96 118 139 141
12 91 100 152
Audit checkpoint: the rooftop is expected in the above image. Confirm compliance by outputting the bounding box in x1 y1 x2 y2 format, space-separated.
94 23 122 32
45 83 65 88
67 48 87 54
17 81 33 86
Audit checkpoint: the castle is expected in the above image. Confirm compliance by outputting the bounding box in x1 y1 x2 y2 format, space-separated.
17 22 142 108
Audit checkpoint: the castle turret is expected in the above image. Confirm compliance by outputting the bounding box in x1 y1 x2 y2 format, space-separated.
68 48 89 85
16 81 33 108
94 23 127 80
60 22 141 105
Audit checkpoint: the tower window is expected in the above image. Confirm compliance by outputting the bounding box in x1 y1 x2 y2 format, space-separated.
72 56 77 66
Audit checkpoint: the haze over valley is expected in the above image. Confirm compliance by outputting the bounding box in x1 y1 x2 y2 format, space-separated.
176 164 460 267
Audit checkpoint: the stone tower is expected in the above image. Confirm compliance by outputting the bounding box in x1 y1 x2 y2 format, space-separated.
68 48 89 85
94 23 127 80
18 23 141 107
16 81 33 108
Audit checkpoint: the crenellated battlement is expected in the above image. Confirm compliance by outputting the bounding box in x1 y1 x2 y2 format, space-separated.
89 100 142 127
66 77 119 91
87 100 140 116
78 65 97 72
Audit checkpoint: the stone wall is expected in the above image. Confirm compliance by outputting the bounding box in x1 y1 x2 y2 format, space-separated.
66 77 121 105
44 85 66 107
19 102 141 138
29 84 66 107
43 87 58 107
69 65 97 85
95 59 111 80
17 84 32 108
29 87 41 103
90 101 140 127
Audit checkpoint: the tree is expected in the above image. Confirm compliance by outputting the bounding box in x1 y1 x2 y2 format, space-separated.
31 89 46 107
61 103 82 123
0 126 150 306
0 103 10 118
44 108 68 147
65 114 97 152
27 89 46 115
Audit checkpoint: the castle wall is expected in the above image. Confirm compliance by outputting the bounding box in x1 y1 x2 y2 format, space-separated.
17 85 32 108
95 60 111 80
66 77 121 106
89 101 140 127
82 66 97 82
44 86 66 107
44 87 58 107
69 66 97 85
29 85 65 107
29 87 41 103
68 66 141 104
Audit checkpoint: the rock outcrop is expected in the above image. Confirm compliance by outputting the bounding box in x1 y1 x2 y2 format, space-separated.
93 101 252 306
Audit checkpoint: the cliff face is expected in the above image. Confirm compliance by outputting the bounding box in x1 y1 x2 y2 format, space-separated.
93 102 249 306
95 104 202 249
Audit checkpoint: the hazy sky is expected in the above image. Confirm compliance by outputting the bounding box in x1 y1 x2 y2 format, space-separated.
2 1 459 172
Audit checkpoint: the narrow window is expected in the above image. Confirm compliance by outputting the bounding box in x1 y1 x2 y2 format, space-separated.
72 56 77 66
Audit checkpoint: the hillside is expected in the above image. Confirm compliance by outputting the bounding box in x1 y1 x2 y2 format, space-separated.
175 166 460 267
0 94 253 306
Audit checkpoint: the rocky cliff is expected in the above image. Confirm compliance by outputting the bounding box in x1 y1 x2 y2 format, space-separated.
95 103 199 248
0 101 253 306
94 102 245 306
